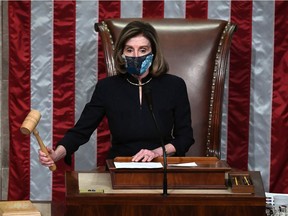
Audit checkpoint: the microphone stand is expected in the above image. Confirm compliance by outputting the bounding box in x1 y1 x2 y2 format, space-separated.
150 111 168 196
143 85 168 196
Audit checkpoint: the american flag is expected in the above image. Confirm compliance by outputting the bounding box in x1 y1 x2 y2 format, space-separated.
7 1 288 201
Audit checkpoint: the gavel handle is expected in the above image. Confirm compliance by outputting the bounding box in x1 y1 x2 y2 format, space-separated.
33 129 57 171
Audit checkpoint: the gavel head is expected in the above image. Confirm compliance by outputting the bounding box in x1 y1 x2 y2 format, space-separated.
20 110 41 135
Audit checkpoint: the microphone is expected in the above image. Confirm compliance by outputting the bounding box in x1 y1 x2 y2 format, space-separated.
143 85 168 196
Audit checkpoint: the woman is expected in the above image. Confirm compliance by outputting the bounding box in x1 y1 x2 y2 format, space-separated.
39 20 194 168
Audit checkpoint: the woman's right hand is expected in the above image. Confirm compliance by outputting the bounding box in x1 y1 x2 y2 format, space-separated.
38 145 66 167
38 147 56 168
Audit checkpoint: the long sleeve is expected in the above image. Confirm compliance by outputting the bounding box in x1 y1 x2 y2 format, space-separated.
57 81 106 164
169 77 195 155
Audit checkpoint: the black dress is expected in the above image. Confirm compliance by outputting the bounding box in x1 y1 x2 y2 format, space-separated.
58 73 195 164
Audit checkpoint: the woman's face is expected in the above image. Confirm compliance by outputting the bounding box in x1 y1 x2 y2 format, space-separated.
123 35 152 57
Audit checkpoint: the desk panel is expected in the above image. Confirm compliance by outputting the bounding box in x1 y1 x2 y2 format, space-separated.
55 171 266 216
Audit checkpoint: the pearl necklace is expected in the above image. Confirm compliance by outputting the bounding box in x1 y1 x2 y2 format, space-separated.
126 77 152 86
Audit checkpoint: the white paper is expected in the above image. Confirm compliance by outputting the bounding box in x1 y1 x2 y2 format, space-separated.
168 162 197 167
114 162 163 169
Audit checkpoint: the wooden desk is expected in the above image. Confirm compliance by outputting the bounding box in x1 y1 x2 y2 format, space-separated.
57 171 266 216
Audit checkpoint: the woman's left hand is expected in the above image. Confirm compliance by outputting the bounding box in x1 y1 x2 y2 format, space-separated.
132 149 160 162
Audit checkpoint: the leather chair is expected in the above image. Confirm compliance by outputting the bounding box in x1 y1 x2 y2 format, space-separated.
95 18 237 158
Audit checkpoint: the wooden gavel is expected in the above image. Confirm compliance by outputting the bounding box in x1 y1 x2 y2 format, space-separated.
20 110 57 171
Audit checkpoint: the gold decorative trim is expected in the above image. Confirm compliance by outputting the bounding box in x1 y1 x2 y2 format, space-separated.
102 21 115 51
206 22 231 156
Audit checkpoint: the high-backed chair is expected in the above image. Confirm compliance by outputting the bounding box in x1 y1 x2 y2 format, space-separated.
95 18 236 158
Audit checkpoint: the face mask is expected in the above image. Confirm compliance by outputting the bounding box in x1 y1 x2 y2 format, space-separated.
123 53 154 76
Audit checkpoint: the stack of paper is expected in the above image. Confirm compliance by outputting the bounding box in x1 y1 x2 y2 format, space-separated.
114 162 163 169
